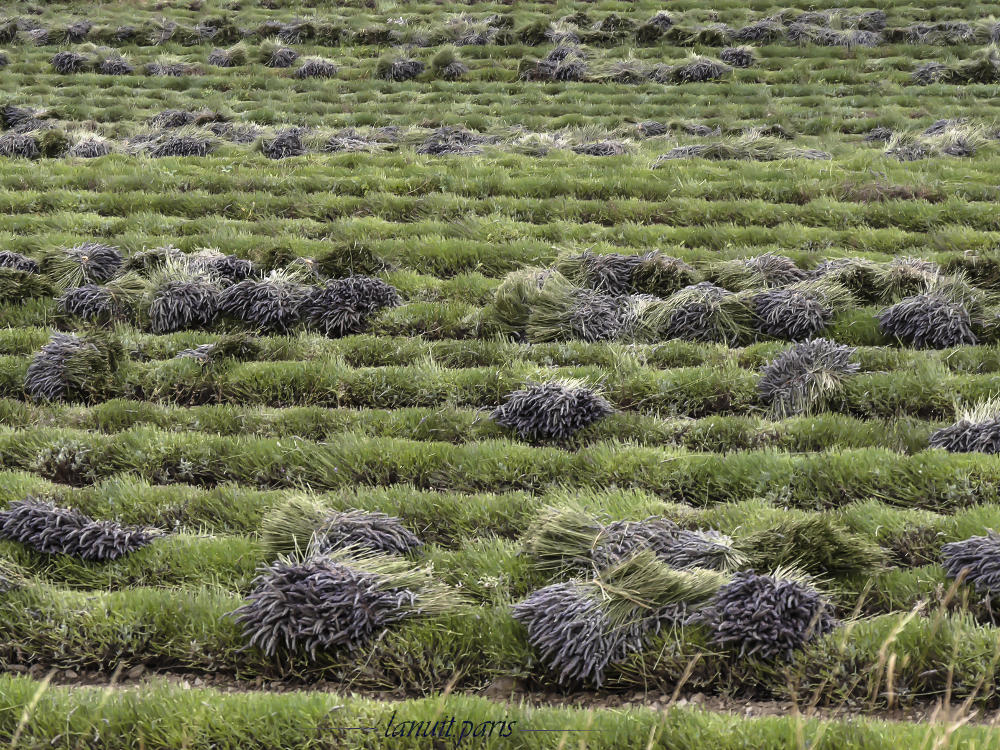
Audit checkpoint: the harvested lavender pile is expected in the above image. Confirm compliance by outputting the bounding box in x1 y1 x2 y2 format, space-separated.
491 381 614 440
752 288 832 340
691 571 837 659
232 556 419 659
146 279 220 334
757 338 859 416
57 284 123 324
513 554 723 685
218 274 310 333
50 242 123 285
0 250 39 273
24 332 120 402
660 282 750 344
308 510 423 556
511 581 648 686
560 288 633 342
878 294 977 348
941 532 1000 597
303 275 401 336
929 417 1000 454
557 251 697 296
526 508 740 573
592 519 739 571
0 498 156 561
189 252 255 282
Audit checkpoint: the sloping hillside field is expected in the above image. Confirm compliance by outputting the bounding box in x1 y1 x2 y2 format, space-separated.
4 0 1000 747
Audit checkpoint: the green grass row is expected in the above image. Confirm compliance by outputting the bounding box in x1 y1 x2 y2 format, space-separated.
1 579 999 707
5 163 1000 231
3 426 1000 509
6 12 1000 49
4 149 1000 203
9 65 1000 134
0 516 972 619
3 461 996 611
6 281 1000 347
3 466 997 612
1 675 993 750
2 285 998 349
0 492 987 614
1 210 999 280
1 470 995 555
5 242 1000 299
7 248 1000 311
0 351 994 419
6 48 999 96
9 70 1000 135
7 0 997 24
6 180 1000 235
4 271 491 309
0 522 929 606
1 48 926 83
0 532 543 607
0 397 951 453
7 329 1000 377
8 220 996 283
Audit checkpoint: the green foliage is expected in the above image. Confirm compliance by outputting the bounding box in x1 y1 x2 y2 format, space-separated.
430 46 458 72
260 494 329 558
313 242 385 278
0 269 53 303
738 516 888 577
595 550 726 626
36 129 69 158
523 505 604 572
487 267 550 338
